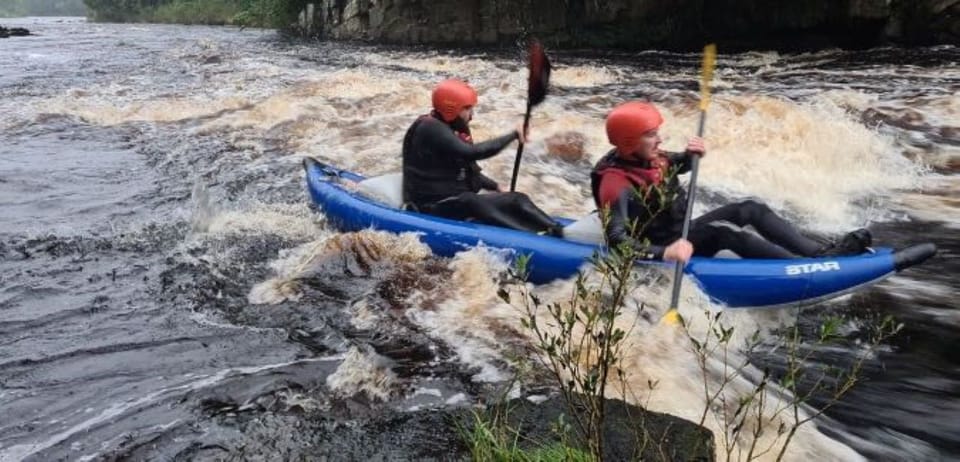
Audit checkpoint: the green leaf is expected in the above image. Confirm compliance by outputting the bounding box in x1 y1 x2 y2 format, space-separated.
721 325 734 343
783 376 795 390
690 338 703 353
496 288 511 304
819 316 842 342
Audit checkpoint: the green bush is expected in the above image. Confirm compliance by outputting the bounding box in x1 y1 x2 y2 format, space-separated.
82 0 309 28
150 0 242 25
0 0 87 17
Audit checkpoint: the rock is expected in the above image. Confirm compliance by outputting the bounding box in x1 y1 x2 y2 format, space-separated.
939 126 960 141
141 390 713 461
861 107 931 131
544 131 587 162
484 395 715 461
302 0 958 51
891 0 960 45
946 156 960 173
0 26 31 38
297 393 714 461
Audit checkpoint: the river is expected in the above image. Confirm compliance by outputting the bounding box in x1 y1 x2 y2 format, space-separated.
0 17 957 461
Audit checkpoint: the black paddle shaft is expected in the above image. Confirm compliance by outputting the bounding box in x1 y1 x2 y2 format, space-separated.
669 112 707 309
509 103 533 192
509 41 550 193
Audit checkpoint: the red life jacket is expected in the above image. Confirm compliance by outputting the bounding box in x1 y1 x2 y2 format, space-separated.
590 150 689 243
591 150 672 208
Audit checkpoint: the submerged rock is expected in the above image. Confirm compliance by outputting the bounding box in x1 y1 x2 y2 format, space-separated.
545 131 587 163
945 155 960 173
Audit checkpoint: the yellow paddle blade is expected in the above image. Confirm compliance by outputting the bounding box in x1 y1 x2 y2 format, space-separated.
699 43 717 111
662 308 681 326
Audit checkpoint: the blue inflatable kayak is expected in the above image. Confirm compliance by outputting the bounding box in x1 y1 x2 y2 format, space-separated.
303 157 936 309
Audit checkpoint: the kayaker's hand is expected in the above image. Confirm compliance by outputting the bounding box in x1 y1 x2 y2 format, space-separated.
663 239 694 264
686 137 705 157
515 122 529 144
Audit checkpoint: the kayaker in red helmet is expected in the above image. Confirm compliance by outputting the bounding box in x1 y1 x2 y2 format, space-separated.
402 79 564 236
591 101 872 263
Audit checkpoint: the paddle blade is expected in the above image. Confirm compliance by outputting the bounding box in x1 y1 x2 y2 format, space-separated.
662 308 681 326
699 43 717 111
527 40 551 107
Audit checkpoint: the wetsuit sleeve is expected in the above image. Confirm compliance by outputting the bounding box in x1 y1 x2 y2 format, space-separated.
667 151 694 175
600 184 665 261
419 121 518 162
475 172 500 191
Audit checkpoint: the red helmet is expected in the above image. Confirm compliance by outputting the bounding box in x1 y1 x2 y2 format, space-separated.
605 101 663 154
432 79 478 122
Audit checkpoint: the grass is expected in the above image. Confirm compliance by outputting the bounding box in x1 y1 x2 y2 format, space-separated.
460 409 594 462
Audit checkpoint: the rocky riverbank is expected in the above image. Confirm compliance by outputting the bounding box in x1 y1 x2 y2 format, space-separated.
300 0 960 51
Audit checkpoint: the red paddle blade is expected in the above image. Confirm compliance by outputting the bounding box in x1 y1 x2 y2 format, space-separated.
528 40 551 107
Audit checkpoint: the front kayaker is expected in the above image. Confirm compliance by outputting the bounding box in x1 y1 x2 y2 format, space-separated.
402 79 564 236
592 101 872 263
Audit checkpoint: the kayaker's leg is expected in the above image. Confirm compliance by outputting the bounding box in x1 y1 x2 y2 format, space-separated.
817 228 872 256
689 223 796 259
692 200 822 256
428 192 546 233
420 195 473 221
488 192 564 236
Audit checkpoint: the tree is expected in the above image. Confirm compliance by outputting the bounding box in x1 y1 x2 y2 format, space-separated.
0 0 87 17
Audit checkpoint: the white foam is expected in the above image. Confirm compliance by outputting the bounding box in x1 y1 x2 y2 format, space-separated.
326 346 398 401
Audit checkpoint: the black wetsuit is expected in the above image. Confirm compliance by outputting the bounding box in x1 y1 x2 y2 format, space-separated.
402 112 561 234
591 150 836 260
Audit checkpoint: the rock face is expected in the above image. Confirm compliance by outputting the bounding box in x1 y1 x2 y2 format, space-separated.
299 0 959 51
889 0 960 45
